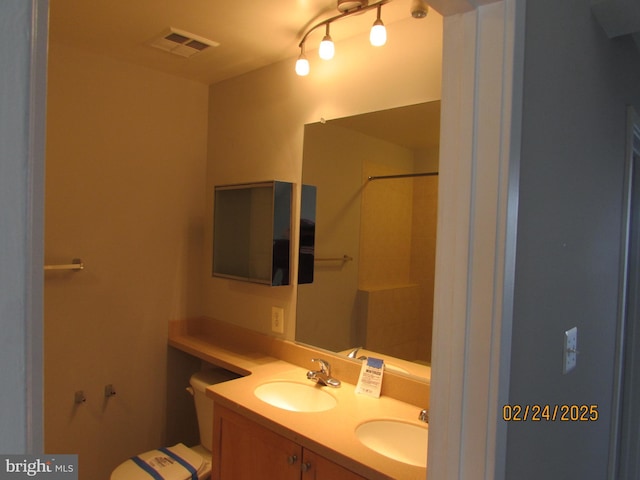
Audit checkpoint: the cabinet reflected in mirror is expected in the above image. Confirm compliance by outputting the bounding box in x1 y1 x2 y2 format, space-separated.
296 102 440 374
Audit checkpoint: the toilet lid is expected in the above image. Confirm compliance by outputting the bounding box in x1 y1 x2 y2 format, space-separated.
111 443 205 480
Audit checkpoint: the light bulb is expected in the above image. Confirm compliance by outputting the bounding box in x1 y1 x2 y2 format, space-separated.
370 20 386 47
319 35 335 60
370 5 386 47
318 24 335 60
295 56 310 76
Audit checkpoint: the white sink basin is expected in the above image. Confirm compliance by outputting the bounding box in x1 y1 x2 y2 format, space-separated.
254 381 337 412
355 420 428 467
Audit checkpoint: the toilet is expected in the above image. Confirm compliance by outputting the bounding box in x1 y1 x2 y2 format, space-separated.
111 368 239 480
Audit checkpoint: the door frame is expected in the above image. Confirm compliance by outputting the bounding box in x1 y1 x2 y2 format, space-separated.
0 0 48 454
430 1 524 479
609 106 640 479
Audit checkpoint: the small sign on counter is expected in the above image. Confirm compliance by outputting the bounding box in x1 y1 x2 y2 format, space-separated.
355 357 384 398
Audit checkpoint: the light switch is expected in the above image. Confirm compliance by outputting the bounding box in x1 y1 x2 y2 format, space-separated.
563 327 578 374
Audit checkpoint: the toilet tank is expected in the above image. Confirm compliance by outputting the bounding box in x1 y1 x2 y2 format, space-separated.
189 368 240 451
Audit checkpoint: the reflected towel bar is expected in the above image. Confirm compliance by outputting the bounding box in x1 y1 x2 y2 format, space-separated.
368 172 439 181
315 255 353 263
44 258 84 271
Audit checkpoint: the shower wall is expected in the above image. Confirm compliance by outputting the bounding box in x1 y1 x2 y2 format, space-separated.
359 161 438 362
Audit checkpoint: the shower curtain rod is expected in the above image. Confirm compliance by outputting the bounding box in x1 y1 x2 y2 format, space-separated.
367 172 439 181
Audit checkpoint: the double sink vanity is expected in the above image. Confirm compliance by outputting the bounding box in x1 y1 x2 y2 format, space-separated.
169 317 430 480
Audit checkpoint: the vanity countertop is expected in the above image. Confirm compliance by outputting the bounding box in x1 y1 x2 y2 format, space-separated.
207 361 427 480
169 318 429 480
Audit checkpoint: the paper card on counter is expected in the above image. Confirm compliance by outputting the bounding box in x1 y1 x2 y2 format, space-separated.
355 357 384 398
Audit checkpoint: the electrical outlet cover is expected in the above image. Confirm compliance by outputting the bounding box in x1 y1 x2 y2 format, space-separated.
271 307 284 334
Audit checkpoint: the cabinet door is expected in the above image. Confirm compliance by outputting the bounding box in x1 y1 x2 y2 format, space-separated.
213 405 301 480
301 449 367 480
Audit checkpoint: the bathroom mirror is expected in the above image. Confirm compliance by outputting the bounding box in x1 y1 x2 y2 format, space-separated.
296 102 440 377
213 181 292 286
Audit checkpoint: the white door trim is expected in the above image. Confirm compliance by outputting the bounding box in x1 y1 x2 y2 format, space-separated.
609 106 640 479
0 0 48 453
25 0 48 454
429 1 524 478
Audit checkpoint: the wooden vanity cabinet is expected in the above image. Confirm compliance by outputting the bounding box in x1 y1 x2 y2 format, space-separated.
212 404 367 480
300 449 368 479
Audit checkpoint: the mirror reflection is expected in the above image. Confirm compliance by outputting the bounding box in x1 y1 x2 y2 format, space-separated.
296 101 440 377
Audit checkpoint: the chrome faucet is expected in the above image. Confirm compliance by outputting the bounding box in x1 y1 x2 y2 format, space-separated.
419 409 429 423
306 358 341 387
346 347 368 361
347 347 361 358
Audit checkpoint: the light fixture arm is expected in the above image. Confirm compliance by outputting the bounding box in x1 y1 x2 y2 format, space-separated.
297 0 391 49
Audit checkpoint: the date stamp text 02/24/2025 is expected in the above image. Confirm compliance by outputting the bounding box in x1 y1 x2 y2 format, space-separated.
502 404 599 422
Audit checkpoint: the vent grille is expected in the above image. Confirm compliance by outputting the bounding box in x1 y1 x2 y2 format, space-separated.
186 39 210 51
150 28 220 58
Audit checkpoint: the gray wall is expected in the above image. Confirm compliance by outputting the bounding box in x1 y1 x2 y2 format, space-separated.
0 0 47 454
507 0 640 478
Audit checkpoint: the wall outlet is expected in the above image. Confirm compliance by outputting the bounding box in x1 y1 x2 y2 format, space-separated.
563 327 578 374
271 306 284 334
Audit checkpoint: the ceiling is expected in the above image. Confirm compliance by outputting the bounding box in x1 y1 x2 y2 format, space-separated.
49 0 429 85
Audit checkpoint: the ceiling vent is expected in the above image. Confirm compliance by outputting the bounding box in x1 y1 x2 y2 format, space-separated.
149 28 220 58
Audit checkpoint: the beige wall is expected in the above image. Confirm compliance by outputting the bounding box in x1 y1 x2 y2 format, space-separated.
203 13 443 339
45 43 208 478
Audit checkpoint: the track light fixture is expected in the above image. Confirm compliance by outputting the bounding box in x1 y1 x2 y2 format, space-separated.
410 0 429 18
296 0 391 76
